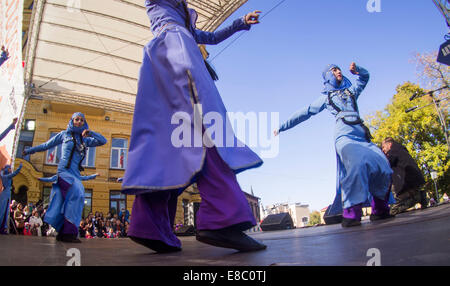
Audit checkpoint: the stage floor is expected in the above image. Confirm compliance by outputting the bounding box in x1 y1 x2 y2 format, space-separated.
1 203 449 266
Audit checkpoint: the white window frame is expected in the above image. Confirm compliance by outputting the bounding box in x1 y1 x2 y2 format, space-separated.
82 147 96 168
45 132 62 165
110 138 128 169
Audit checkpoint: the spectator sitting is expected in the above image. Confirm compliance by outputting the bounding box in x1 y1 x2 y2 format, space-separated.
114 219 123 237
40 208 49 237
123 221 129 237
79 221 86 238
23 222 32 236
118 208 130 223
92 227 99 238
96 220 106 238
443 193 449 203
429 197 437 207
29 210 43 236
9 200 18 234
14 203 25 235
106 228 116 238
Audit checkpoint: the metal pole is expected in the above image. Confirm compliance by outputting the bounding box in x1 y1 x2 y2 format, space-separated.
431 171 440 203
433 179 440 203
408 86 450 153
430 95 450 152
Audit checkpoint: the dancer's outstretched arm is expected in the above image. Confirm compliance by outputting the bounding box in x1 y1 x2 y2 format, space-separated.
275 95 327 136
0 46 9 67
194 11 261 45
0 118 17 142
4 163 23 179
23 132 64 155
81 173 99 181
349 63 370 100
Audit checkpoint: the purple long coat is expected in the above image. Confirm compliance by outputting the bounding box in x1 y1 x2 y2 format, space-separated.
122 0 263 195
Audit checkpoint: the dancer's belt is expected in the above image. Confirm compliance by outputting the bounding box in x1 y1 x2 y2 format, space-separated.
335 111 360 122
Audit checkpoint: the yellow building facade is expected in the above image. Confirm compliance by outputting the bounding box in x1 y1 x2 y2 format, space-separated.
14 0 259 230
13 98 201 225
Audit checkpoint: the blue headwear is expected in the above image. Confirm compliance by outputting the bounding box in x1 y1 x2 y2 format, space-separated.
67 112 89 134
322 64 352 94
1 165 11 174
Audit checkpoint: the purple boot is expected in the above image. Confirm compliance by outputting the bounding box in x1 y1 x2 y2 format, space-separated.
370 193 395 221
342 204 363 227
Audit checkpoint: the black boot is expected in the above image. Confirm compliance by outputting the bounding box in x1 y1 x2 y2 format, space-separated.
129 236 182 253
56 231 63 241
419 191 428 210
341 218 361 228
370 213 395 222
196 227 266 252
57 233 81 243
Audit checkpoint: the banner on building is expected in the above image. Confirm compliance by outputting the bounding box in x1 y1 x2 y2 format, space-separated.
437 39 450 66
0 0 24 164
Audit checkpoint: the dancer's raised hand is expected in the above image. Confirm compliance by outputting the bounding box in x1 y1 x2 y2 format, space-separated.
245 10 262 25
82 129 90 138
350 62 359 75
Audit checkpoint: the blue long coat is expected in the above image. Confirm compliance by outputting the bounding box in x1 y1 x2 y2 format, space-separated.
122 0 263 195
25 128 106 231
278 66 392 209
0 164 22 230
0 123 15 142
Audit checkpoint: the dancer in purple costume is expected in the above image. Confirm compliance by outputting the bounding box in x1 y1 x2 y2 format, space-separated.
121 0 265 253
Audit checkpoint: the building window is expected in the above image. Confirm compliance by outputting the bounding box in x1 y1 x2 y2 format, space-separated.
302 217 309 225
16 120 36 161
110 190 126 215
110 138 128 169
82 147 96 168
45 132 62 165
24 119 36 131
83 189 93 219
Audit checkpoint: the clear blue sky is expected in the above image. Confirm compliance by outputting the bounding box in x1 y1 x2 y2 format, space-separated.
205 0 448 212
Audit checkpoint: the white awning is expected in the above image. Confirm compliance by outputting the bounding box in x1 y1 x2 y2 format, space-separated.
24 0 247 113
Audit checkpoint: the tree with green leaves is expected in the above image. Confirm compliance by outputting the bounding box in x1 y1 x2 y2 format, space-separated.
366 50 449 199
308 211 322 226
366 82 449 198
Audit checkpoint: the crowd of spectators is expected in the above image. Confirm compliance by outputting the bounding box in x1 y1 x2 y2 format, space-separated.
79 209 130 239
9 200 46 236
7 200 129 239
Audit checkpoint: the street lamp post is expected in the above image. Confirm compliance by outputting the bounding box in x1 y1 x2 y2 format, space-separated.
430 170 440 203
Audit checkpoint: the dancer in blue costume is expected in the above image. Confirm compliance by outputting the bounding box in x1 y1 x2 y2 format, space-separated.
275 63 394 227
0 46 9 67
122 0 265 253
24 113 107 242
0 117 20 234
0 163 22 234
